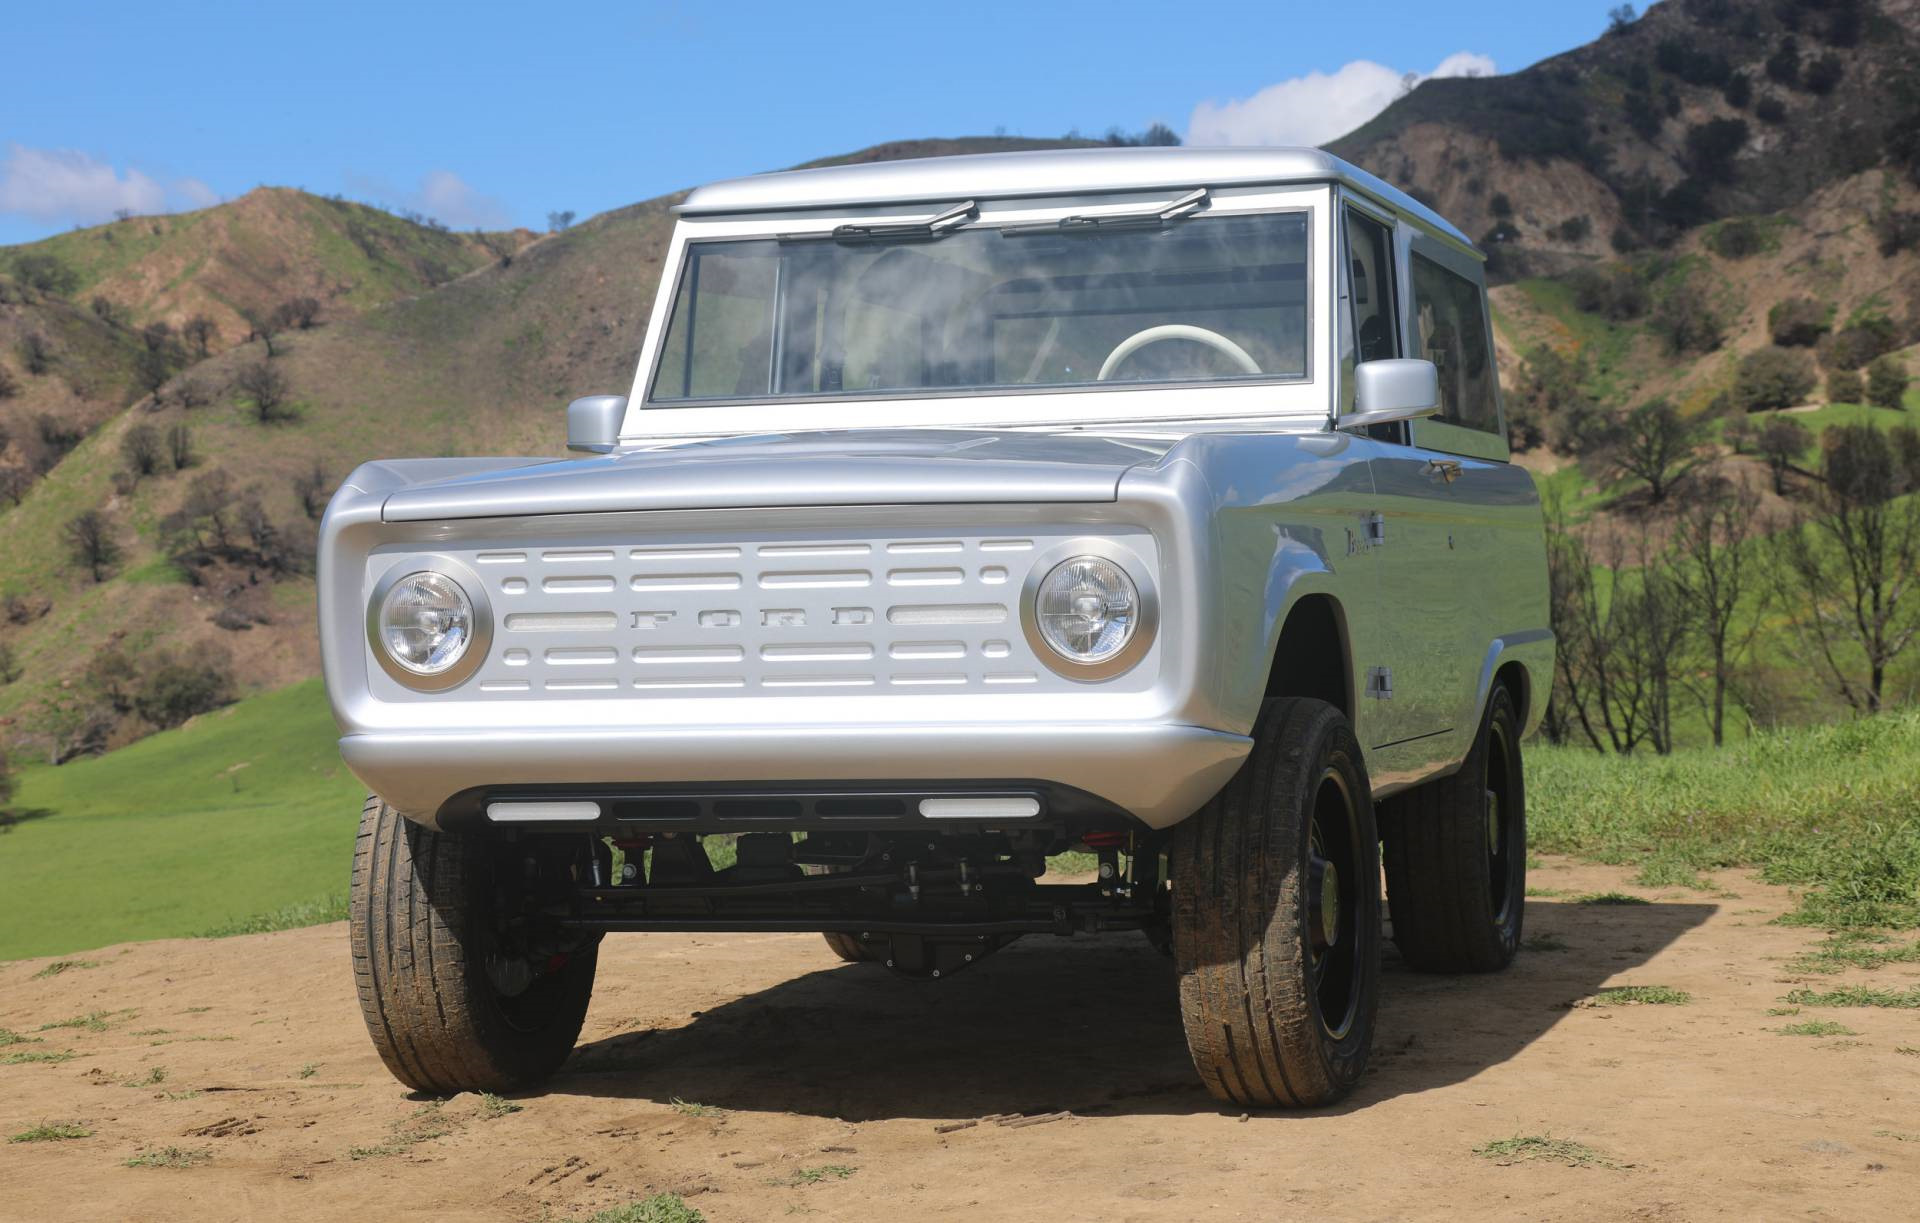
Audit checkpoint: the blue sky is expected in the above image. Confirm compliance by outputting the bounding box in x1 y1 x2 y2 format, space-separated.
1 0 1619 245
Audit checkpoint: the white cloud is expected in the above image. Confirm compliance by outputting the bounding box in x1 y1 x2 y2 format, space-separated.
1187 52 1496 148
0 145 221 226
345 169 512 230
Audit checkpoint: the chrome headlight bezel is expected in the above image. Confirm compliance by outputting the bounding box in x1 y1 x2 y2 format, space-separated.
1019 538 1158 681
365 558 492 691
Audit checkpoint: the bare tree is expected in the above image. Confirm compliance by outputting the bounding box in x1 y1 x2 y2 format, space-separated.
21 333 53 375
547 210 576 233
292 458 331 519
1600 397 1707 503
0 363 18 400
280 296 321 329
165 423 194 470
244 308 283 357
234 360 292 421
169 374 210 411
135 345 175 400
0 465 31 506
120 424 164 479
66 509 121 582
1544 501 1665 754
182 314 218 358
1665 479 1770 745
1772 425 1920 713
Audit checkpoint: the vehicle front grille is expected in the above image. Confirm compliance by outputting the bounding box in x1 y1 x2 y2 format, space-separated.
365 526 1160 701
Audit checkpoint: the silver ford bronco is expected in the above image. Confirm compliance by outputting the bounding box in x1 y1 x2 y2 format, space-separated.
320 147 1552 1109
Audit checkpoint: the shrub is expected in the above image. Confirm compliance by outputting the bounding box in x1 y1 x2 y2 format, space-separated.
1756 95 1787 124
1804 54 1844 95
1733 347 1816 411
1766 36 1801 87
1709 217 1768 258
1868 355 1911 410
1490 193 1513 219
1819 316 1899 370
1651 277 1722 355
1827 367 1864 404
131 649 234 729
0 363 16 400
1569 264 1649 320
165 423 193 470
10 254 77 297
1723 70 1752 109
1768 296 1830 347
1555 215 1593 243
1871 207 1920 257
120 424 163 479
1686 118 1749 181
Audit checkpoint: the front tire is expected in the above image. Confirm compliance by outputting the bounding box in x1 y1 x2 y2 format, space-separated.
1380 684 1526 973
1171 698 1381 1109
349 796 598 1093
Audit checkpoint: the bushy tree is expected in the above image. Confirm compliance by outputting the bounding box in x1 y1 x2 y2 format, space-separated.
1733 347 1816 411
1568 264 1649 321
1827 367 1864 405
1767 296 1829 347
1867 355 1910 410
1652 277 1722 355
1756 415 1812 494
1819 316 1898 371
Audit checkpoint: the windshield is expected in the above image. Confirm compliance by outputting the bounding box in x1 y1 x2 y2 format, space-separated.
648 209 1310 405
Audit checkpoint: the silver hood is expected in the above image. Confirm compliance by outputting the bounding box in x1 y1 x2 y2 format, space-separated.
379 429 1178 522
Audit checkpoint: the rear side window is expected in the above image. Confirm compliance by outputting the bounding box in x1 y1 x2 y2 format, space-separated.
1410 254 1498 433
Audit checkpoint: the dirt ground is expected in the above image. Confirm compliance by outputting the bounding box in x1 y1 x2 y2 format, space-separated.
3 857 1917 1223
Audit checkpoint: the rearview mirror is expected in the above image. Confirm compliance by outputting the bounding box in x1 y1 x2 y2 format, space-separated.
1341 359 1439 431
567 395 627 453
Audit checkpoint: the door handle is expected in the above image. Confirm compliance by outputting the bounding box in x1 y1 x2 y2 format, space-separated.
1423 458 1462 484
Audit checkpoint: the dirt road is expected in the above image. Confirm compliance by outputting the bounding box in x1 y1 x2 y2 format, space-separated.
3 857 1916 1222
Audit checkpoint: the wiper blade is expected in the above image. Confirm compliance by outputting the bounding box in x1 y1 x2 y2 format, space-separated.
1001 187 1209 237
778 200 978 244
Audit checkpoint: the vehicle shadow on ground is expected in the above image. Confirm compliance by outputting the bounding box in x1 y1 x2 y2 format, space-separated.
560 898 1714 1120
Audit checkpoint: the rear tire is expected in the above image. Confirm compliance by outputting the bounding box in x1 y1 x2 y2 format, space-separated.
1379 684 1526 973
349 796 597 1093
1171 698 1380 1109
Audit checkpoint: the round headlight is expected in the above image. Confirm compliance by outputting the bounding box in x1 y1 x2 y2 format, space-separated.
376 571 474 676
1034 555 1139 664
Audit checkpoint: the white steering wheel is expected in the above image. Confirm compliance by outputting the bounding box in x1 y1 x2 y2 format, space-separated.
1096 324 1262 381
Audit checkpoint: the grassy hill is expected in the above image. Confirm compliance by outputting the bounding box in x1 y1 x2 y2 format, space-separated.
0 188 532 347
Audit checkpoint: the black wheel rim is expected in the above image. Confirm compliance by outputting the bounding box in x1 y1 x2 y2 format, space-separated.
1485 719 1518 927
1306 767 1363 1042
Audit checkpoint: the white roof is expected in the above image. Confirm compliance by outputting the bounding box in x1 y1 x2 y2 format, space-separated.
677 146 1474 249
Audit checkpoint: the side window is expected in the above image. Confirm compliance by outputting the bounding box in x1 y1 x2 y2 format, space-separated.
1410 253 1498 433
1344 210 1398 363
653 246 778 400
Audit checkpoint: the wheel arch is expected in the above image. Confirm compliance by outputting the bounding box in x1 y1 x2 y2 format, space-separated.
1260 589 1355 723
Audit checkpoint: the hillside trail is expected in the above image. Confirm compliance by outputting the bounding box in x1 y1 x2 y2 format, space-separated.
3 857 1916 1222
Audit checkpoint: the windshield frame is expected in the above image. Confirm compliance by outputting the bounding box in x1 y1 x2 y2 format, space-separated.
623 183 1332 441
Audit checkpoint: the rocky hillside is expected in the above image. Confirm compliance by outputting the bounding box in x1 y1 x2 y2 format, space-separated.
1331 0 1920 277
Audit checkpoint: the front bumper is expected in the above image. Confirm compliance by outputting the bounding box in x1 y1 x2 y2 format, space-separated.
341 720 1250 831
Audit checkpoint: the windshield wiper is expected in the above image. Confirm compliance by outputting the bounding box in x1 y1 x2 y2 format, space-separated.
778 200 978 244
1001 187 1210 237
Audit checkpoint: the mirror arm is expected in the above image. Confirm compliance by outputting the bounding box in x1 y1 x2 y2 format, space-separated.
1337 403 1439 432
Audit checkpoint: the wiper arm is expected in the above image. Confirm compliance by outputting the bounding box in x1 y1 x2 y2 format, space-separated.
1001 187 1209 237
778 200 978 244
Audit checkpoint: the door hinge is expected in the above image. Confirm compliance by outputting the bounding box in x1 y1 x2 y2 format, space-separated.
1365 666 1394 700
1365 512 1387 546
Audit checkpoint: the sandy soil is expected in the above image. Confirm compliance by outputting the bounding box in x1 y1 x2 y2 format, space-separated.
3 857 1917 1223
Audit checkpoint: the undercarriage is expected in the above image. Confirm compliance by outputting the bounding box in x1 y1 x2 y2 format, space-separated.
499 822 1166 980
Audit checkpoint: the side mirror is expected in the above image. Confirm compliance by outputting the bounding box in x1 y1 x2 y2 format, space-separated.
566 395 627 453
1340 359 1439 431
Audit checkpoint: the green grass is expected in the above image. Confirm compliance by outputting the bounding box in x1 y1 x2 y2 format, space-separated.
668 1098 721 1118
1474 1133 1617 1168
1591 985 1691 1006
1783 986 1920 1009
1 1049 75 1064
1529 712 1920 929
1788 933 1920 975
37 1011 112 1032
574 1197 706 1223
29 960 98 979
9 1122 91 1143
0 1028 40 1046
1573 892 1650 906
1776 1019 1857 1036
786 1165 857 1185
0 680 365 959
123 1145 211 1169
123 1066 166 1088
477 1092 521 1118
